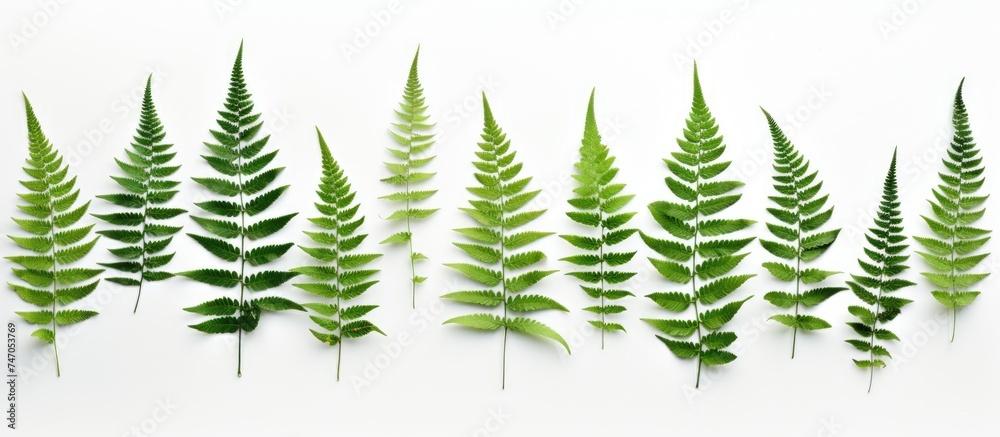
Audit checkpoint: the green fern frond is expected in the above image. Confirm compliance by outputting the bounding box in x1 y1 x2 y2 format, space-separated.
640 65 755 389
7 95 104 377
559 90 637 349
178 42 304 377
845 149 915 392
443 93 568 389
93 76 186 313
759 108 846 358
915 79 990 342
380 46 438 308
293 128 383 381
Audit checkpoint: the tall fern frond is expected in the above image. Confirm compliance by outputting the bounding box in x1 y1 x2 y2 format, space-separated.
178 42 304 376
293 129 384 381
7 95 104 376
443 93 569 389
559 90 637 349
914 79 990 342
640 65 755 388
93 76 186 313
380 47 438 308
845 149 915 392
759 108 846 358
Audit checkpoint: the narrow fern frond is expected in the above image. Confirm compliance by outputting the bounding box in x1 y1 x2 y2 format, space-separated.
93 76 186 313
178 42 304 377
915 79 990 342
640 64 755 389
845 149 915 392
7 95 104 377
759 108 846 358
380 46 438 308
559 90 637 349
443 93 569 389
293 129 383 381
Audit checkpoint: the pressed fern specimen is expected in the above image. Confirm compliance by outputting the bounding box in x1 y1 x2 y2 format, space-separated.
845 149 915 392
93 76 185 313
293 129 383 381
640 65 755 388
758 109 846 358
7 95 104 376
559 90 637 349
443 93 569 389
914 79 990 342
178 43 303 376
380 47 438 308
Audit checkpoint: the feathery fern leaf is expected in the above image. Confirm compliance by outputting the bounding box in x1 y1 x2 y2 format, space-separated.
915 79 990 342
559 90 637 348
443 93 569 389
640 65 755 388
7 95 104 376
759 109 846 358
178 43 304 376
93 76 185 313
380 47 438 308
845 149 915 392
293 129 383 381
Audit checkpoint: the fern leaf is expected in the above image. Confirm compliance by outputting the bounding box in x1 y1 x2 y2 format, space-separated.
641 65 755 388
7 94 104 376
915 79 990 342
293 129 383 381
380 47 438 308
444 93 569 389
845 149 915 392
559 90 638 349
177 43 302 377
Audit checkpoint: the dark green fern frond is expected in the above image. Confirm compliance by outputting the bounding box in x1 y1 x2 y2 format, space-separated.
640 65 756 389
914 79 990 342
845 149 915 392
559 89 637 349
93 76 186 313
759 108 846 358
7 95 104 376
293 128 384 381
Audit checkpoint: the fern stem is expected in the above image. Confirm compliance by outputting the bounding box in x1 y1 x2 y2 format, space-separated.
134 151 154 314
235 122 248 378
406 174 416 308
47 183 61 377
948 141 965 343
691 154 703 389
495 143 508 389
599 217 606 349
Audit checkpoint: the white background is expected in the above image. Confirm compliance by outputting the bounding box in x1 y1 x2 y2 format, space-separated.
1 0 997 436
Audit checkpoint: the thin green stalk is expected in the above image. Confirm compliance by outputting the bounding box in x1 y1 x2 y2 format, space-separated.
236 129 247 378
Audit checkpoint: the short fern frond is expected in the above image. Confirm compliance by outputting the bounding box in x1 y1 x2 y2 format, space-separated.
293 129 384 381
443 93 568 389
559 90 637 349
914 79 990 342
93 76 186 313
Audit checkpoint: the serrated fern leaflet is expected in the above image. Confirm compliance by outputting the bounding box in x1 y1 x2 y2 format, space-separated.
759 109 845 358
559 90 637 349
293 129 384 381
7 95 104 376
443 93 569 389
380 47 438 308
93 76 185 313
178 43 304 376
640 65 755 388
914 79 990 342
845 149 915 392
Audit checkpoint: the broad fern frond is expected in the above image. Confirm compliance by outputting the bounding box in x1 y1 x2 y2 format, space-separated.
178 43 304 376
443 93 569 389
640 65 755 388
7 95 104 376
380 47 438 308
845 149 915 392
93 76 186 313
293 129 384 381
559 90 637 349
915 79 990 342
759 109 846 358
